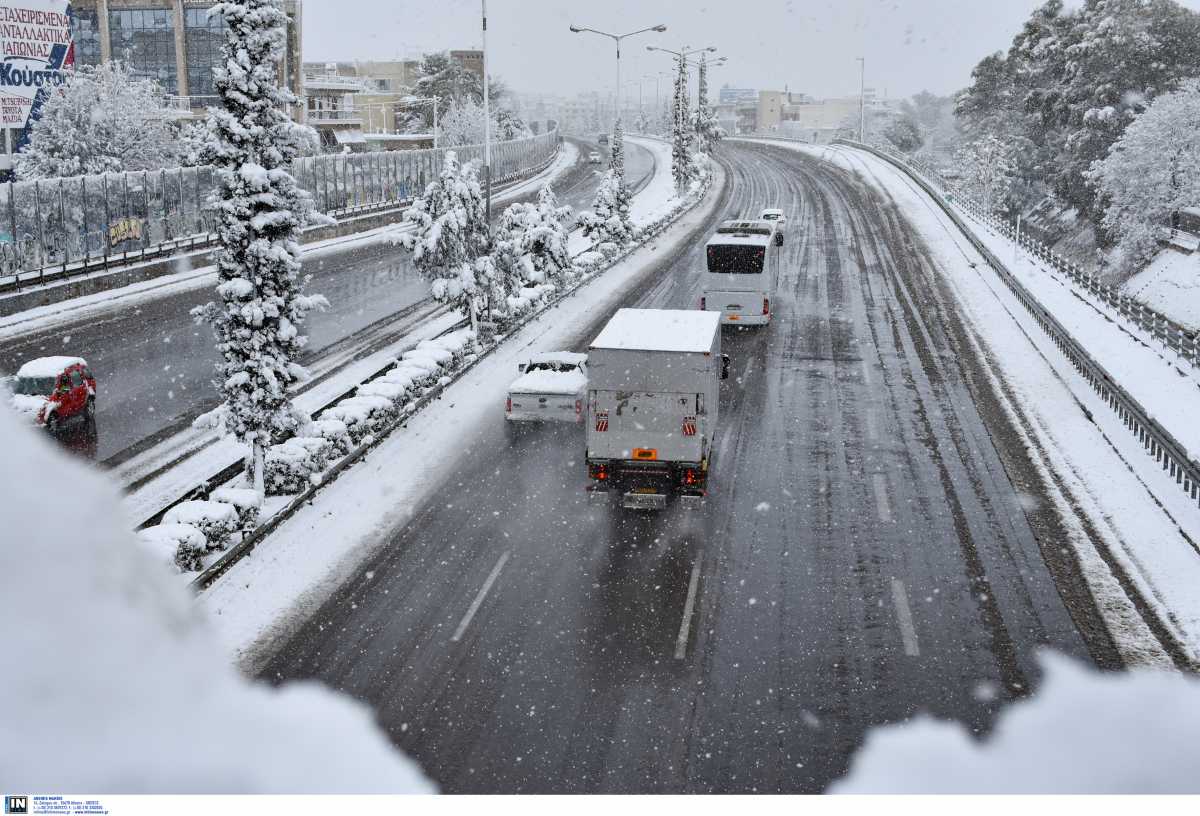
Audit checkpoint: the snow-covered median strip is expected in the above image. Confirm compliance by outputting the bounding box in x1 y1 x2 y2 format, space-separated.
201 158 725 669
774 139 1200 664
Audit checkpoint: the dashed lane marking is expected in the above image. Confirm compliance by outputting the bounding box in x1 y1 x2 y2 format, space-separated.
675 555 704 660
450 550 511 643
872 473 893 523
891 577 921 657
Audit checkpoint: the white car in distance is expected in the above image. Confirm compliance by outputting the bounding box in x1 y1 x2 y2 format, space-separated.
506 352 588 427
588 151 603 164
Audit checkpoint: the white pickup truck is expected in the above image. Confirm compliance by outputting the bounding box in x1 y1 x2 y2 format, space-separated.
585 308 729 510
505 352 588 426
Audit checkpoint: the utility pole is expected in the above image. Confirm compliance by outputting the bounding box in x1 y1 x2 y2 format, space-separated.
482 0 491 225
857 56 866 142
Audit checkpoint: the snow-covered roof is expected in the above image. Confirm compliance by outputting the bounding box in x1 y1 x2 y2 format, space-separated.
525 351 587 368
590 308 721 354
708 220 773 247
761 208 784 217
508 368 587 396
16 356 86 378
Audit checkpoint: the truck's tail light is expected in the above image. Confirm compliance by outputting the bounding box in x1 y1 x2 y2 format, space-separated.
700 296 706 311
682 467 699 486
506 396 512 413
763 297 770 315
682 416 697 436
589 462 609 481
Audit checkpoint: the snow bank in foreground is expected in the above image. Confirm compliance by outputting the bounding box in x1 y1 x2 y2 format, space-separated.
0 406 433 793
835 654 1200 793
1122 248 1200 331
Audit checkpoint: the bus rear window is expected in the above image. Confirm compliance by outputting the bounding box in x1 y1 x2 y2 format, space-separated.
707 245 764 274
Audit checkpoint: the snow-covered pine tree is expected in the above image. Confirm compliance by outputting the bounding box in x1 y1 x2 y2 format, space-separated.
496 185 574 286
609 118 633 223
671 53 695 192
397 150 494 331
191 0 328 497
16 61 181 179
578 170 633 248
693 55 723 154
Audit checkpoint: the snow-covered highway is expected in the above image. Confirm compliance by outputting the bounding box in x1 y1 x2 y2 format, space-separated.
257 140 1130 793
0 137 653 464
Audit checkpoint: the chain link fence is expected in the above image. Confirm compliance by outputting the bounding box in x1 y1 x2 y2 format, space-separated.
0 129 560 292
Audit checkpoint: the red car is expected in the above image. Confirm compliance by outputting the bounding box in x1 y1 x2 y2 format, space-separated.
9 356 97 433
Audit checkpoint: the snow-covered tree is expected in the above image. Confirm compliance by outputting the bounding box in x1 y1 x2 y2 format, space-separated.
15 61 181 179
397 151 494 331
883 115 924 153
670 54 695 192
438 99 531 147
954 135 1018 214
402 51 509 134
578 170 633 248
1087 80 1200 273
693 55 723 154
191 0 328 497
495 185 573 285
610 118 626 183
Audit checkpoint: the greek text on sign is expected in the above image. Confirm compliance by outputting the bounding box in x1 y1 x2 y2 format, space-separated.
0 1 74 128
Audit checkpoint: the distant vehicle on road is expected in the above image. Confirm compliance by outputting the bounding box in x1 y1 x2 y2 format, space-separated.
700 220 781 326
506 352 588 427
9 356 96 434
760 208 787 238
588 151 603 164
598 134 609 145
586 309 728 511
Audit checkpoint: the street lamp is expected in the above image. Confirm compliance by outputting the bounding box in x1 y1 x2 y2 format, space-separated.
483 1 491 223
856 56 866 142
568 23 667 139
646 46 718 143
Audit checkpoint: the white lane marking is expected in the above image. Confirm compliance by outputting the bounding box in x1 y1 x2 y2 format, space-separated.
861 359 873 385
740 357 754 383
450 550 511 643
872 473 893 523
890 578 921 656
863 406 878 442
675 555 703 660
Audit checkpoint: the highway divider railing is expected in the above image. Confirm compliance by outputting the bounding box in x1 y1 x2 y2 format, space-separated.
138 154 717 591
832 138 1200 513
0 129 561 293
839 139 1199 370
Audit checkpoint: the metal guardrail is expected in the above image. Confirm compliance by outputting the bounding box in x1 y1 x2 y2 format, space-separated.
833 138 1200 512
840 139 1199 369
0 128 561 294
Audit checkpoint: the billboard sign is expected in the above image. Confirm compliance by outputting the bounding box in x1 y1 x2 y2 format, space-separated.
0 1 73 137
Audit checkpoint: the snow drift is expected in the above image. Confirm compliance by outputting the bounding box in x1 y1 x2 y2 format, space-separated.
0 404 433 793
834 653 1200 793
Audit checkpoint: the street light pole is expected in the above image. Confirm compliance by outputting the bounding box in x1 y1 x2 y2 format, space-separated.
568 22 667 174
857 56 866 142
483 0 491 225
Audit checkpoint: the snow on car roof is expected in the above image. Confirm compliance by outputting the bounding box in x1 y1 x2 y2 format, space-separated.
761 208 784 216
590 308 721 353
16 356 87 378
526 351 587 367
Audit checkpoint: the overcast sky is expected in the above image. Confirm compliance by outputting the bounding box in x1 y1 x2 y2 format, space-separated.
304 0 1200 101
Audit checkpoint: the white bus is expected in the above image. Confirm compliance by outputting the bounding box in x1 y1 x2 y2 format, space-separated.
700 220 782 326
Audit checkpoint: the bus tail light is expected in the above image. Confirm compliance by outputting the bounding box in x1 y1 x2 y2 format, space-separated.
589 462 609 481
575 399 583 416
763 297 770 316
700 296 706 311
506 396 512 413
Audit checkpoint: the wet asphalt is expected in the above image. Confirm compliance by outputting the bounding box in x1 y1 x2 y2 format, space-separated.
260 141 1119 793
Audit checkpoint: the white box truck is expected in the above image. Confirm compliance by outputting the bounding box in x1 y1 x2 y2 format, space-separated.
585 308 729 510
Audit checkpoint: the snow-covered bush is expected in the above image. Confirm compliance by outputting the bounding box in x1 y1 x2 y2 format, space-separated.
321 395 396 444
137 523 208 573
264 442 316 496
162 500 240 549
495 186 574 290
16 61 182 179
356 380 410 403
209 486 263 528
306 418 353 456
395 151 494 332
190 0 329 498
402 345 455 371
1087 80 1200 275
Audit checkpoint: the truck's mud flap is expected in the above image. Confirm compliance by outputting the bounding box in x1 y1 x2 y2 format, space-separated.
622 491 668 511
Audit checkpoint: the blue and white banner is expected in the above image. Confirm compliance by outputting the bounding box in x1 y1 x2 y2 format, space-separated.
0 1 74 133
